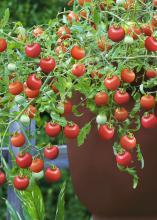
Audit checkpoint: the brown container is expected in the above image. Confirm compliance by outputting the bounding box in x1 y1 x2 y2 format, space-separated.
67 93 157 220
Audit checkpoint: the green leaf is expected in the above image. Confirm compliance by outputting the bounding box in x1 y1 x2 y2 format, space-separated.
93 8 100 25
55 181 66 220
77 122 91 146
5 200 22 220
1 8 10 28
136 144 144 169
16 182 45 220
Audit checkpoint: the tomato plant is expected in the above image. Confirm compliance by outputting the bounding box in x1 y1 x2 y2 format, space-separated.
0 1 157 191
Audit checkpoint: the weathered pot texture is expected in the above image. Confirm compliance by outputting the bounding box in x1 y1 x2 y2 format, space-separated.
67 93 157 220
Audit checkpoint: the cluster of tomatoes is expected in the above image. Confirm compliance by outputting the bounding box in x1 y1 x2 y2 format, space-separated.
0 0 157 189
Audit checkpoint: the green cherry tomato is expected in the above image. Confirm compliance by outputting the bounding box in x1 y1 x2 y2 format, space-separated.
96 114 107 125
20 114 30 124
7 63 17 72
14 95 26 104
124 36 134 44
32 170 44 180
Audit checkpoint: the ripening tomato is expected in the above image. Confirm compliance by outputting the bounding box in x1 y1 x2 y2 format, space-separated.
57 26 71 40
123 0 135 10
9 81 23 95
0 38 7 52
0 171 6 186
114 107 128 122
114 90 130 105
127 26 141 40
152 14 157 26
71 64 86 77
141 24 153 36
79 10 87 19
16 153 32 168
120 134 136 151
40 58 56 73
11 133 26 147
97 37 111 51
145 37 157 52
26 74 42 90
145 69 157 78
45 122 61 137
55 45 67 55
104 75 120 90
45 167 61 183
64 123 80 139
71 45 85 60
91 70 103 78
141 113 157 128
121 68 135 83
25 43 41 58
44 146 59 160
153 0 157 7
26 105 37 118
116 151 132 167
24 86 39 98
94 92 108 106
13 176 29 190
63 100 72 115
98 124 115 140
30 158 44 173
51 83 59 94
78 0 92 6
33 27 44 38
68 11 79 24
108 26 125 42
140 95 155 110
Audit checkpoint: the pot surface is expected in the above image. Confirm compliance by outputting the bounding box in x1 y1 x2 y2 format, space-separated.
67 93 157 218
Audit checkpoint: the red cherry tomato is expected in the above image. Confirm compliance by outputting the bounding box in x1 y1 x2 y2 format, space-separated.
114 107 128 122
55 45 67 55
121 68 135 83
0 171 6 186
127 26 141 40
152 14 157 26
57 26 71 40
26 105 37 118
94 92 108 106
97 37 111 51
45 122 61 137
114 90 130 105
68 11 79 24
25 43 41 58
104 75 120 91
120 134 136 151
140 95 155 110
153 0 157 7
45 167 61 183
0 38 7 52
71 64 86 77
145 36 157 52
11 133 26 147
64 123 80 139
63 100 72 115
145 69 157 78
24 86 39 98
71 45 85 60
26 74 42 90
9 81 23 95
78 0 92 6
91 70 103 78
108 26 125 42
40 58 56 74
141 24 153 36
16 153 32 168
30 158 44 173
116 151 132 167
98 124 115 140
44 146 59 160
13 176 29 190
141 113 157 128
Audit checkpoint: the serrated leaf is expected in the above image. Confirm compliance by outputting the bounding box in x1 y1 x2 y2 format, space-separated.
55 181 66 220
136 144 144 169
77 122 91 146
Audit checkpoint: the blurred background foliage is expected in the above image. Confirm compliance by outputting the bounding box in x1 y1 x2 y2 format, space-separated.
0 0 69 27
0 0 90 219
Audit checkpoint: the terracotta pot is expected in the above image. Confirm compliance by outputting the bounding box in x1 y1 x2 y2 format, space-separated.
67 93 157 219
